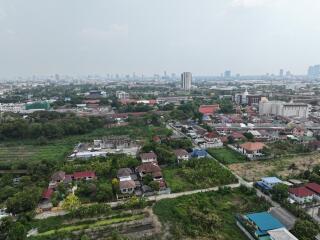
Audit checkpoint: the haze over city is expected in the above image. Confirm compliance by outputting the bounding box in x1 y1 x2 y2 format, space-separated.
1 0 320 77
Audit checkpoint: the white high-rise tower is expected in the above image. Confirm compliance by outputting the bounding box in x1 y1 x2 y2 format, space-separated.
181 72 192 91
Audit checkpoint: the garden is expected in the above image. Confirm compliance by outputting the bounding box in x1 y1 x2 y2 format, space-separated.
207 147 247 164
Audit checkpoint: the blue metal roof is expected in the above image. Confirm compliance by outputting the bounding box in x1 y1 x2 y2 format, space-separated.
246 212 284 232
261 177 282 184
256 181 272 191
191 149 207 157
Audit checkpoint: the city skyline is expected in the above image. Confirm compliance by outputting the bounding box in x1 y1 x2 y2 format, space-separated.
1 0 320 77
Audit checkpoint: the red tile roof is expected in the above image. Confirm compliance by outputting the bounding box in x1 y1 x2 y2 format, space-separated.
240 142 265 151
73 171 96 180
289 186 314 197
199 105 220 115
119 180 136 189
42 188 54 199
232 131 245 139
205 131 219 139
136 162 161 174
305 182 320 194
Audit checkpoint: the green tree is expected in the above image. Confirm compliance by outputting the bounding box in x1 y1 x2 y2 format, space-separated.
272 183 289 202
292 220 319 240
149 181 160 191
96 183 113 202
62 194 81 212
8 222 26 240
243 132 254 140
6 188 41 214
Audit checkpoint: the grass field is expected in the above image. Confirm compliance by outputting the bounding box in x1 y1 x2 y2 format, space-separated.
0 124 171 168
229 152 320 181
32 214 144 238
153 187 269 239
207 147 247 164
163 158 237 193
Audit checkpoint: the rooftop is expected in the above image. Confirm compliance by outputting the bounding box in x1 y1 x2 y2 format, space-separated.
289 186 314 197
240 142 266 151
305 182 320 194
262 177 282 184
267 227 298 240
140 151 157 160
246 212 284 232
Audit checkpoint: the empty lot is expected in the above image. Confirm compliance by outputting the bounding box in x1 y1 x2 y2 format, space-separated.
228 152 320 181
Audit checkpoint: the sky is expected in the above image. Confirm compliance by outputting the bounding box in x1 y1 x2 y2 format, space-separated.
0 0 320 77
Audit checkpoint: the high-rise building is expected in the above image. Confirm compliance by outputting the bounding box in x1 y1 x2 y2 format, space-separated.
308 65 320 78
181 72 192 91
279 69 284 77
259 98 309 118
224 70 231 78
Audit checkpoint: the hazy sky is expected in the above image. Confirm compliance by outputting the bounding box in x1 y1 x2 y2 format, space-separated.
0 0 320 77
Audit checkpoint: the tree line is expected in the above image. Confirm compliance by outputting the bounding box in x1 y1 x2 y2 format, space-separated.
0 111 105 140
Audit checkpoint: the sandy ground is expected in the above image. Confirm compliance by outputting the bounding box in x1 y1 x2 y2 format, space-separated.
228 152 320 181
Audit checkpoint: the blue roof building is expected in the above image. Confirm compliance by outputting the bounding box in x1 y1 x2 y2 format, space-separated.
191 149 208 159
261 177 282 189
245 212 284 238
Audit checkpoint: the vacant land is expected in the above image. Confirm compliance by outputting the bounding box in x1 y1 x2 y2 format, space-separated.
0 124 171 168
207 147 247 164
163 158 237 193
153 187 269 239
229 152 320 181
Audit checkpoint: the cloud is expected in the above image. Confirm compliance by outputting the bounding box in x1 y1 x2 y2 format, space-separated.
230 0 276 8
80 24 128 40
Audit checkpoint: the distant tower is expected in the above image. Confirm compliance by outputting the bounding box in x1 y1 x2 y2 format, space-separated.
181 72 192 91
224 70 231 78
279 69 284 77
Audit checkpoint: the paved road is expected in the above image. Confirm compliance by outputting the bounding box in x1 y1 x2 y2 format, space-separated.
147 183 240 201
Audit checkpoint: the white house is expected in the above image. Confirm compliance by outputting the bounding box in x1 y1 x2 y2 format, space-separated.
173 149 189 163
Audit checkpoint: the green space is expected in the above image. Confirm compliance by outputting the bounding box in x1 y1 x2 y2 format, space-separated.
207 147 247 164
163 158 237 193
153 187 269 239
30 214 144 239
0 124 171 168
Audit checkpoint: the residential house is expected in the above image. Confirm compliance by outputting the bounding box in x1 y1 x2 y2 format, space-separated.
204 131 219 142
305 182 320 201
119 180 136 195
239 142 266 159
256 177 282 192
42 188 54 200
140 151 157 163
49 171 66 188
173 149 189 163
73 171 96 181
136 162 161 178
289 186 314 204
200 138 223 149
231 131 246 141
191 149 208 159
117 168 133 181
